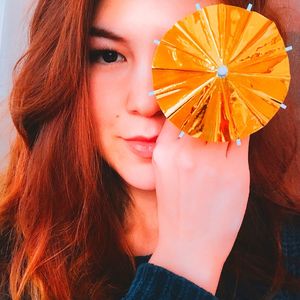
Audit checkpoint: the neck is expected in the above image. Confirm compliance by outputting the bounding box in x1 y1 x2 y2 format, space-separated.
124 187 158 256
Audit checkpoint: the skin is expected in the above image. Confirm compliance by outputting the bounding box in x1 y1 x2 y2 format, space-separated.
89 0 219 191
89 0 220 255
88 0 300 295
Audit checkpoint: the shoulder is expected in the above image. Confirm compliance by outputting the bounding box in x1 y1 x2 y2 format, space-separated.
282 214 300 252
282 214 300 277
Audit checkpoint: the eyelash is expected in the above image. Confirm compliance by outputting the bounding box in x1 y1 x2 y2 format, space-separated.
89 48 126 65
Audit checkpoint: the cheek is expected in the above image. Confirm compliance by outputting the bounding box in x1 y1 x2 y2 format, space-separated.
89 72 126 130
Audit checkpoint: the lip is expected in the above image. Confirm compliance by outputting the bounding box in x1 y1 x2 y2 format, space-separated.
124 136 158 143
123 136 158 159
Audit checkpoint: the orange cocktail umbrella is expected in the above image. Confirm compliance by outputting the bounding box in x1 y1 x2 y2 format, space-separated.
152 4 291 143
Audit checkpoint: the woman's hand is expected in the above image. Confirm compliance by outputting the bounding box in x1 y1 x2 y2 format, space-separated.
149 121 250 295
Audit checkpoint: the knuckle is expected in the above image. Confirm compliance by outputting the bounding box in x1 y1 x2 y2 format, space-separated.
152 145 170 166
203 166 218 178
176 151 195 170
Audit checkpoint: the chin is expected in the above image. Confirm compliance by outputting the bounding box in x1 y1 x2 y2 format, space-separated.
128 179 156 191
117 163 156 191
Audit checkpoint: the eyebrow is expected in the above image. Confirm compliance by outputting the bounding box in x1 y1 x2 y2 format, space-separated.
90 26 126 42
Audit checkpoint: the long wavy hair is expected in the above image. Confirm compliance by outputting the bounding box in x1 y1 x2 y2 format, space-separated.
0 0 299 299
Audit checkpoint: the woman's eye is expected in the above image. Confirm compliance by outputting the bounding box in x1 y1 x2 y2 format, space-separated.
89 49 126 64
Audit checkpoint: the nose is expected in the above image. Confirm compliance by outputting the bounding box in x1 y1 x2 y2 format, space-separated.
126 61 161 118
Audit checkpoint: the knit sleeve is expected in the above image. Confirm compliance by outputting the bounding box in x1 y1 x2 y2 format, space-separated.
121 263 218 299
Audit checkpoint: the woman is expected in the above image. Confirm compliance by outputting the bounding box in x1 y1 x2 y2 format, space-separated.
0 0 299 299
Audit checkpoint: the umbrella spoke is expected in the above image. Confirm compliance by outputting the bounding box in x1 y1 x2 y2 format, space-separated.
180 81 217 137
219 80 239 141
169 24 219 67
230 72 290 80
239 84 284 107
229 20 274 65
223 8 252 64
153 68 213 73
199 8 222 65
229 53 288 73
228 80 274 126
153 69 215 94
229 73 289 105
162 77 216 118
153 40 215 71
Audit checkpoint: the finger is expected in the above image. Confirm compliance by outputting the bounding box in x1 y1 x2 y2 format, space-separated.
226 136 250 161
179 133 208 149
202 139 229 153
157 120 181 144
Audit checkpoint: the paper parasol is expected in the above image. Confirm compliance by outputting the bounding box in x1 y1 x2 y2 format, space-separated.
152 4 291 142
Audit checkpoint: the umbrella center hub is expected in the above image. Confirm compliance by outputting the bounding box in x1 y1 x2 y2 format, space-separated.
217 65 228 78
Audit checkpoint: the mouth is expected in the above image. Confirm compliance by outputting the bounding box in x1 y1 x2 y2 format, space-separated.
124 136 158 143
123 136 158 159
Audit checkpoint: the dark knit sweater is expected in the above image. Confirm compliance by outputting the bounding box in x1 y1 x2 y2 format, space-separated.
122 220 300 299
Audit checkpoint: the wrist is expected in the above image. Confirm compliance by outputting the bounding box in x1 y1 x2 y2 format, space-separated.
149 249 223 295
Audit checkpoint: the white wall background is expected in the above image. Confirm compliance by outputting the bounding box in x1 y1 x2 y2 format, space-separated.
0 0 33 169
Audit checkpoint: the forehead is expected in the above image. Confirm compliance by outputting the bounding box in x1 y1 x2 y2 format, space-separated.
92 0 220 42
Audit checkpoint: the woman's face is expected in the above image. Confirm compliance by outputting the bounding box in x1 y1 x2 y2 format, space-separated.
89 0 219 191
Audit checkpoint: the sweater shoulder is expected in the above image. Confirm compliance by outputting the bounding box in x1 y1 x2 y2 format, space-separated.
122 262 217 299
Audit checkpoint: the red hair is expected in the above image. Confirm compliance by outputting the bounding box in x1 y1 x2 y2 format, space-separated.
0 0 299 299
0 0 135 298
